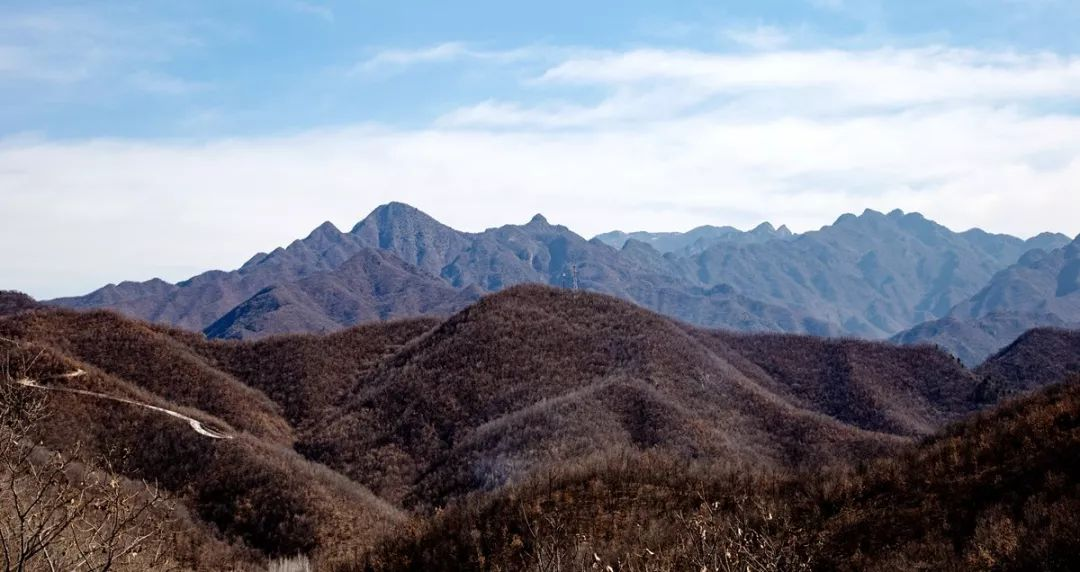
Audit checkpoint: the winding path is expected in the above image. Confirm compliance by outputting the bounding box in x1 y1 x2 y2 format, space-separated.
15 371 234 440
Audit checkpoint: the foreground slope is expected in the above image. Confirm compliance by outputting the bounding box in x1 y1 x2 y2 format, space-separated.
7 287 1079 569
189 317 441 428
694 329 981 434
812 373 1080 570
360 374 1080 571
0 307 407 566
973 327 1080 399
299 285 980 508
0 290 42 316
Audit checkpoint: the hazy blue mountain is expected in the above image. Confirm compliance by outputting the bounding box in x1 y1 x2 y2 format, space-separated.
672 209 1071 337
203 248 483 340
593 222 793 254
895 236 1080 364
50 204 1069 341
52 204 819 337
349 207 826 335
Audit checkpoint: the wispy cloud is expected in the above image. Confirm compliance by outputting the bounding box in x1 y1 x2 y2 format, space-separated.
5 23 1080 298
283 1 334 23
538 47 1080 108
434 45 1080 130
5 101 1080 297
355 42 473 72
438 87 712 129
0 10 115 83
721 25 791 50
129 71 210 96
352 42 552 75
0 6 204 86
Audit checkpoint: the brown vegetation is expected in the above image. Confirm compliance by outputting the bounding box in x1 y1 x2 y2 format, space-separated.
974 327 1080 400
4 285 1078 569
0 336 238 570
188 318 439 427
0 292 40 317
354 373 1080 571
0 310 405 568
294 286 983 508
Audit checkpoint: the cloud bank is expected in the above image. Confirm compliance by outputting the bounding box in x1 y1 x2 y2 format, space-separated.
2 41 1080 298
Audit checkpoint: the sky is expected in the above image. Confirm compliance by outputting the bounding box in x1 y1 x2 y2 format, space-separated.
2 0 1080 298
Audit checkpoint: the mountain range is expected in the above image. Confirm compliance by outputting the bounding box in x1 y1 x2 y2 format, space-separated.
593 220 794 254
50 202 1077 364
893 238 1080 364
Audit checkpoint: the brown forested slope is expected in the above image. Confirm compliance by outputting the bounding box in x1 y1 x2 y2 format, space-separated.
295 285 984 509
190 317 441 427
695 330 979 434
357 374 1080 572
973 327 1080 400
810 373 1080 570
7 286 1078 570
0 290 42 316
1 308 293 443
0 309 407 567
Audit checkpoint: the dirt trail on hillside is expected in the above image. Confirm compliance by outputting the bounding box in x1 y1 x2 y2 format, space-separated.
15 370 234 439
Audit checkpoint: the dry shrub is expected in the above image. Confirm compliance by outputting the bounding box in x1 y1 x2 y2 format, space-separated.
269 555 314 572
0 337 173 571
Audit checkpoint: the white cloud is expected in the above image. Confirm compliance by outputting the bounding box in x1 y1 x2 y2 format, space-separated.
539 47 1080 108
3 104 1079 299
129 71 209 96
437 86 711 128
441 46 1080 130
355 42 472 72
810 0 846 10
722 25 791 50
283 1 335 22
0 6 204 87
4 42 1080 299
353 43 541 74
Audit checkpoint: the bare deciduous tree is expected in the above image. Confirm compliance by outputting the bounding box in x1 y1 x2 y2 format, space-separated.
0 337 174 571
517 492 815 572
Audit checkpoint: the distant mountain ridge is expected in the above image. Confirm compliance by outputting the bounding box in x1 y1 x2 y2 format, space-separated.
203 247 482 340
668 209 1071 337
894 235 1080 364
593 221 794 254
49 203 1073 345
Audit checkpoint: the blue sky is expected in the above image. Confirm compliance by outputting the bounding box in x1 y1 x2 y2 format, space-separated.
3 0 1080 297
5 0 1080 138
